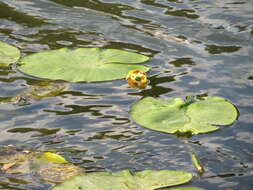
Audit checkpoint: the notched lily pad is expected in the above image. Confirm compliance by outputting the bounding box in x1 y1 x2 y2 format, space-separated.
0 41 20 67
52 169 192 190
18 48 150 82
130 96 238 135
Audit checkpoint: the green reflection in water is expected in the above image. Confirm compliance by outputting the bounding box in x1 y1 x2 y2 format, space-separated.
8 128 60 137
166 9 199 19
205 45 241 54
169 58 195 67
0 2 50 27
49 0 133 16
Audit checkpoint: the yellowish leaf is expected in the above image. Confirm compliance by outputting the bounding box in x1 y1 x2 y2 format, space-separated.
39 152 68 164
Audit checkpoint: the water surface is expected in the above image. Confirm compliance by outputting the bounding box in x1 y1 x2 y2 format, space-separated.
0 0 252 189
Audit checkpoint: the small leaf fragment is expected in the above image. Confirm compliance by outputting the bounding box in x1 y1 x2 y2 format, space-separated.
38 152 68 164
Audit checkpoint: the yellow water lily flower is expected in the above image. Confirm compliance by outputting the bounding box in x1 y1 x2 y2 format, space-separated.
126 69 148 89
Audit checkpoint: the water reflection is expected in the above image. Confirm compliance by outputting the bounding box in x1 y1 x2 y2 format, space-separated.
205 44 241 54
0 2 49 27
166 9 199 19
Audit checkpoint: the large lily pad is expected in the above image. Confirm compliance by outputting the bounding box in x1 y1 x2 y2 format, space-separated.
130 96 237 135
18 48 150 82
0 41 20 66
52 169 192 190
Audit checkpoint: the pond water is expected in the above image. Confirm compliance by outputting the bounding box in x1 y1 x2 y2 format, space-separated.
0 0 252 189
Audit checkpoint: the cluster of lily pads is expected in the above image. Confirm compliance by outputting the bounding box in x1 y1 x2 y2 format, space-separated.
0 41 238 189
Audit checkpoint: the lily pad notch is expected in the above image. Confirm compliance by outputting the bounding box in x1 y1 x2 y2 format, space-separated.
18 48 150 82
130 96 238 135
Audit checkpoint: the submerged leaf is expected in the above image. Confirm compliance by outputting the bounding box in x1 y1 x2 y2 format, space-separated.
32 152 81 183
130 96 237 134
0 146 81 183
35 162 81 183
0 41 20 66
18 48 150 82
52 169 192 190
0 146 34 174
4 81 67 105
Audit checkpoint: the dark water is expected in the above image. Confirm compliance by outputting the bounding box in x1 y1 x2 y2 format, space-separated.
0 0 252 189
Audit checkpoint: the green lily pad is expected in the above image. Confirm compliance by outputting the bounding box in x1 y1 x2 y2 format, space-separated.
0 41 20 66
130 96 237 135
52 169 192 190
18 48 150 82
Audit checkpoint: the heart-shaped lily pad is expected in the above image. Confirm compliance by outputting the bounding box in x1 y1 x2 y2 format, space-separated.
52 169 192 190
18 48 150 82
0 41 20 66
130 96 238 135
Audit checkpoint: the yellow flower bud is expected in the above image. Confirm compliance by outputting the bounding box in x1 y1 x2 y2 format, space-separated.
126 69 148 89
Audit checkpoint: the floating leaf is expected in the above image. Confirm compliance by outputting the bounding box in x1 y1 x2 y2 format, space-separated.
0 41 20 66
52 169 192 190
130 96 237 134
18 48 150 82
